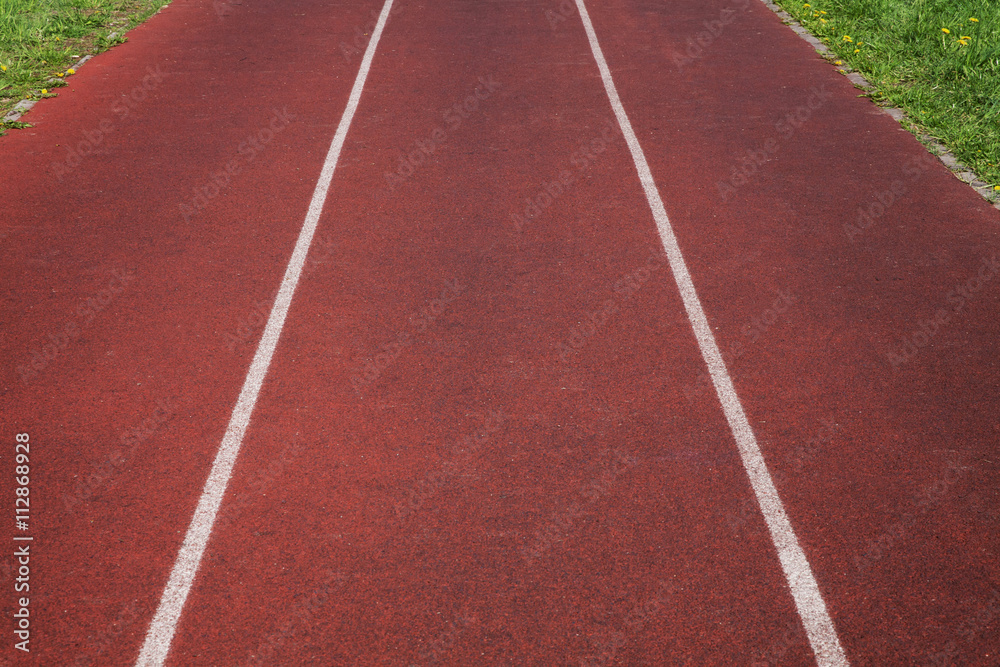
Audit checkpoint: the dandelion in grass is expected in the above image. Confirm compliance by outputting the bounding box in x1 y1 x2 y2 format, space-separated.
843 35 853 42
834 60 842 65
819 10 826 14
0 65 6 72
941 28 950 34
854 48 860 53
41 89 47 94
67 68 75 75
969 18 979 23
958 39 968 46
960 35 971 40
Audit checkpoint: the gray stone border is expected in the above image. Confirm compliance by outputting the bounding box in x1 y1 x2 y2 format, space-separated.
0 1 169 124
2 55 93 123
759 0 1000 210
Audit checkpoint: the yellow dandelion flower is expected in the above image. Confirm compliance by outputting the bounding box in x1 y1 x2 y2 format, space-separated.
0 65 6 71
857 41 863 45
958 39 968 46
41 88 47 94
843 35 853 42
56 72 64 77
834 60 842 65
969 17 979 22
995 185 1000 191
67 68 75 74
941 28 950 34
960 35 971 40
803 3 810 6
854 48 860 53
820 18 827 23
819 10 827 14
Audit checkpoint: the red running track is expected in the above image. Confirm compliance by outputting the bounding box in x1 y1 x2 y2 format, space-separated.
1 0 998 664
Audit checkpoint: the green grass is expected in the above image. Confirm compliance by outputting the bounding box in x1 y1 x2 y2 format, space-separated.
773 0 1000 195
0 0 170 132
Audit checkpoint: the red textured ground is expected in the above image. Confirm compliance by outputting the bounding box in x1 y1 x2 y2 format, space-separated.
1 0 998 664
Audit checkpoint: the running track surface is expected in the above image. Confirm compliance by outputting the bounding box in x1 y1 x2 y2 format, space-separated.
1 0 999 664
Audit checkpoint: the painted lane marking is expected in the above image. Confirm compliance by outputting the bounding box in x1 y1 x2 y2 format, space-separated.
571 1 849 664
133 0 397 664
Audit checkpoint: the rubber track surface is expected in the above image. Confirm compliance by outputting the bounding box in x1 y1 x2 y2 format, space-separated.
0 0 997 664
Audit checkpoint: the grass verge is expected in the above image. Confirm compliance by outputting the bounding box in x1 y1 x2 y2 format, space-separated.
772 0 1000 195
0 0 170 133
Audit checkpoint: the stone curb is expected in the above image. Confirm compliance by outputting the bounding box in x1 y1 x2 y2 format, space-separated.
759 0 1000 210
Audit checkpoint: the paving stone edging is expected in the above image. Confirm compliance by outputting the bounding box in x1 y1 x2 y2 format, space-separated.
4 0 998 213
1 5 167 125
2 52 100 124
760 0 1000 210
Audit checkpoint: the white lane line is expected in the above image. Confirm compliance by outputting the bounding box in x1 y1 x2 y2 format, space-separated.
571 1 849 665
133 0 396 664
